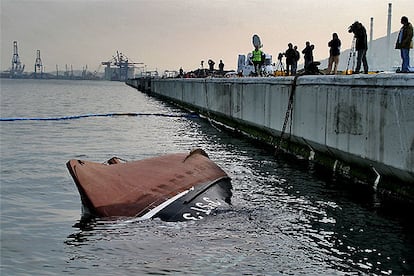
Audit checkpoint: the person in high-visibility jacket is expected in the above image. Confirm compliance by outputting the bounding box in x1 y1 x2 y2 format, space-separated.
252 46 265 76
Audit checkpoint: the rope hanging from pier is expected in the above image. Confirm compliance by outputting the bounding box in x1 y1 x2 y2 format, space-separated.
275 75 299 154
0 112 199 122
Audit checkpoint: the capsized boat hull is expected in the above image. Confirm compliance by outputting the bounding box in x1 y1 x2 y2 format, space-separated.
66 149 232 221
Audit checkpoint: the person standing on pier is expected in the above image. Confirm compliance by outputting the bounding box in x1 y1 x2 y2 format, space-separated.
293 45 300 75
252 45 265 76
219 60 224 74
348 21 368 74
327 33 341 74
208 59 215 72
285 43 296 76
395 16 413 73
302 41 314 72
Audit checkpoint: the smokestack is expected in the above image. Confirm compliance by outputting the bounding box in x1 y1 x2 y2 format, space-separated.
386 3 392 69
370 17 374 43
369 17 374 63
370 17 374 48
387 3 392 39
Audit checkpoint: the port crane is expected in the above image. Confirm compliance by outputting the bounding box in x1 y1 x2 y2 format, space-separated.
101 51 143 81
10 41 25 78
34 50 43 78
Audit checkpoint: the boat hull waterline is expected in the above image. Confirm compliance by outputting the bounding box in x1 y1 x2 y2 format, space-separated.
66 149 232 222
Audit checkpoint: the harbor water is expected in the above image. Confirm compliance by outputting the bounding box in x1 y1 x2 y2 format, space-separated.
1 79 413 275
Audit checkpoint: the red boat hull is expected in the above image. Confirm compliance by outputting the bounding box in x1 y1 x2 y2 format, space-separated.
66 149 231 220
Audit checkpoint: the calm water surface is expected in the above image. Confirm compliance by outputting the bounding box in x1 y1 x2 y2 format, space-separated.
1 79 413 275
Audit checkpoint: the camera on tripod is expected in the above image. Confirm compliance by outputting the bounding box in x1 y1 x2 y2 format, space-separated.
345 21 362 74
277 53 284 60
348 21 361 34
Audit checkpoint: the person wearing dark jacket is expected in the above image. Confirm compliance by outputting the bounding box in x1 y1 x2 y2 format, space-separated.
348 21 368 74
395 16 413 73
285 43 296 75
219 60 224 73
302 41 314 71
293 45 300 74
327 33 341 74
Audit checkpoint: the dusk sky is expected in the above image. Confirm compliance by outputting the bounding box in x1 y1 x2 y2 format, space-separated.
1 0 413 74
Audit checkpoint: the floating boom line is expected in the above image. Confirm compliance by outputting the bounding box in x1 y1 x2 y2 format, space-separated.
0 112 199 122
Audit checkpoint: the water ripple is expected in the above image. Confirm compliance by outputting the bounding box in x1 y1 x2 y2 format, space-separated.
1 79 413 275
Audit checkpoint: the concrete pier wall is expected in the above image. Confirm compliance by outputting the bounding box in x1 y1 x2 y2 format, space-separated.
127 75 414 196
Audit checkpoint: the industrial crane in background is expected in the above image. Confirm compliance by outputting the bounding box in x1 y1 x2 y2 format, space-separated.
4 42 144 80
101 51 143 81
10 41 25 78
34 50 43 78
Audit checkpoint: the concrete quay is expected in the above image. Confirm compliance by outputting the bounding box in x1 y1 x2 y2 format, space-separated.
126 74 414 201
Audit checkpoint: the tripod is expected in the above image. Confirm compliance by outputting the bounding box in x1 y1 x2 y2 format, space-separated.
346 37 356 75
275 58 285 75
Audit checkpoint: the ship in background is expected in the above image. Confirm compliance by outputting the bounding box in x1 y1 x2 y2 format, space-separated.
2 3 412 80
1 42 144 81
101 51 143 81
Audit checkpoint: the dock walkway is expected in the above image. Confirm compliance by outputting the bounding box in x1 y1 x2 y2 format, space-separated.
127 74 414 201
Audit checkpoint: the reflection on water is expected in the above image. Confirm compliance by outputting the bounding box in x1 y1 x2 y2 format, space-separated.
1 79 413 275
